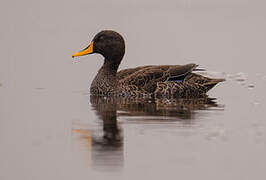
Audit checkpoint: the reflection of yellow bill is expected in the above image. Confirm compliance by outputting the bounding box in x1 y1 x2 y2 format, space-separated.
72 129 92 147
72 41 94 57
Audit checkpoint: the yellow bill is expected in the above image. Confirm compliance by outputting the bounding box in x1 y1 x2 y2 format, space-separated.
72 41 94 58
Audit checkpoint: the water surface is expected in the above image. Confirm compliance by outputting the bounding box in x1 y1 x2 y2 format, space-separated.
1 0 266 179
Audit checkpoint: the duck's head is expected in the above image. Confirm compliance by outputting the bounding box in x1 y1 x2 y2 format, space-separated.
72 30 125 65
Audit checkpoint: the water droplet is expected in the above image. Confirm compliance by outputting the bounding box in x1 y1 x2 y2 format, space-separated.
72 59 80 64
226 74 234 79
247 84 255 89
235 72 247 82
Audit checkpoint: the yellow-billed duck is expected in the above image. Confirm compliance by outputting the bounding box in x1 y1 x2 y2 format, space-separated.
72 30 225 98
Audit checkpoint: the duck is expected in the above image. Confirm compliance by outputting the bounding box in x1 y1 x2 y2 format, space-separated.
72 30 225 98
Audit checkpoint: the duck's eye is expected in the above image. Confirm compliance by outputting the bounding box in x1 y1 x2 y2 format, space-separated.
99 36 104 41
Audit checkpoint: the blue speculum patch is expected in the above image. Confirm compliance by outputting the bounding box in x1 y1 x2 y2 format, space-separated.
173 79 184 83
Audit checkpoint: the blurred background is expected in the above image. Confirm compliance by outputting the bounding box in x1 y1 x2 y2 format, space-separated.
1 0 266 180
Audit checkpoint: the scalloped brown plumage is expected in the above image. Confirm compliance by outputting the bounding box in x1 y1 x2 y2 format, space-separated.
117 63 225 98
72 30 225 98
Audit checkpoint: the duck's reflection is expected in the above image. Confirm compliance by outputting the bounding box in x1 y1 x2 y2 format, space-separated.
116 97 219 120
73 95 222 171
91 98 122 146
89 96 123 171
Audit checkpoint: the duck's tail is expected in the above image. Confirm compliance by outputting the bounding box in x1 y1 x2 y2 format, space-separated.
185 73 225 92
154 73 225 99
203 78 225 92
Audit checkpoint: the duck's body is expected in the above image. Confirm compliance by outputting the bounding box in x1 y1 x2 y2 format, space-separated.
90 63 224 98
72 30 224 98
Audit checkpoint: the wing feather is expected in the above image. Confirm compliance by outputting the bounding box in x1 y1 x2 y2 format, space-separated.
118 64 198 93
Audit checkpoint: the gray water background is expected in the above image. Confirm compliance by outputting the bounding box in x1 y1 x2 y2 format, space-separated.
1 0 266 179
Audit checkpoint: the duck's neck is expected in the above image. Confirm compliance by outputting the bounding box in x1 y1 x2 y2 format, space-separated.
102 58 120 73
90 58 120 95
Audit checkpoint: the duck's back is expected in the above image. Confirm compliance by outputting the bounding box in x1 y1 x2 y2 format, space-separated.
117 64 224 98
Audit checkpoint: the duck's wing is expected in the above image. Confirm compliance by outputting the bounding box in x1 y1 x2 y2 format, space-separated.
119 63 198 93
117 65 153 81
